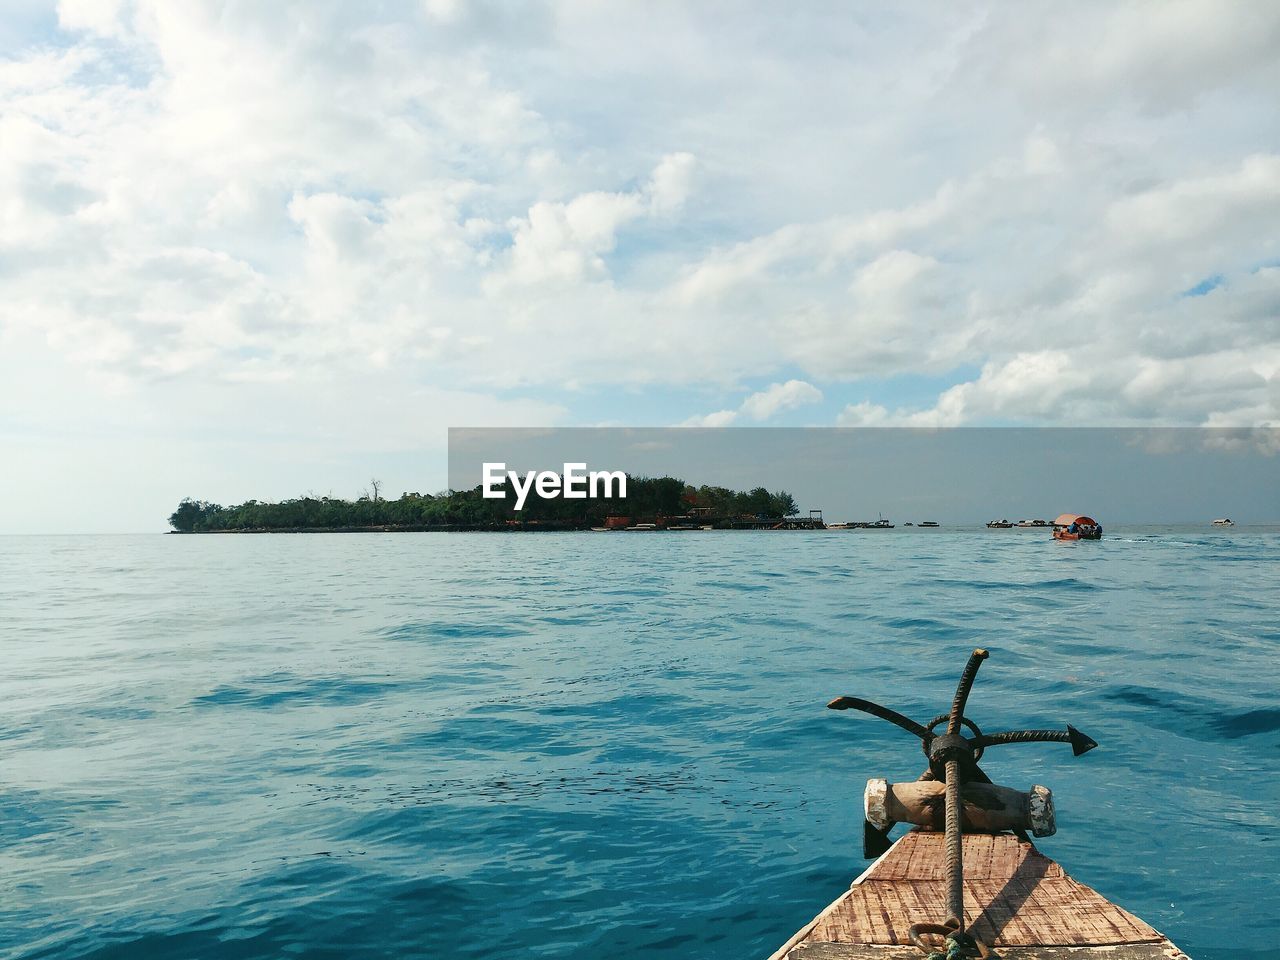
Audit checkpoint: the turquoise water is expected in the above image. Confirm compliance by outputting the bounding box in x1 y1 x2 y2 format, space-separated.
1 529 1277 959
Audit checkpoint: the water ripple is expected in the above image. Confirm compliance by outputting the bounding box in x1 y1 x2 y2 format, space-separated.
1 527 1278 960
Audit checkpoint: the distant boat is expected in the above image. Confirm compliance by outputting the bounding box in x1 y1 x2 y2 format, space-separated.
827 521 854 530
903 522 914 526
625 523 659 531
1052 513 1102 541
864 512 894 529
1212 518 1235 526
1015 519 1049 527
986 519 1013 528
918 521 940 528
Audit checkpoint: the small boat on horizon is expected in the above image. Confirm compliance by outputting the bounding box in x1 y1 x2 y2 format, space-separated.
1052 513 1102 540
1016 518 1049 527
834 514 895 529
918 520 940 527
986 518 1013 528
1212 518 1235 526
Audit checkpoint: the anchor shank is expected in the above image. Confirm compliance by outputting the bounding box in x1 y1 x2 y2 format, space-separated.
945 758 964 931
947 648 989 735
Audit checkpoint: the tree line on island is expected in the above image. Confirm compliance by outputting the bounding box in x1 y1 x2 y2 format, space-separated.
168 476 801 532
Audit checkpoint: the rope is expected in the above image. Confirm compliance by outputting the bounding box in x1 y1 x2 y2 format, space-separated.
922 932 996 959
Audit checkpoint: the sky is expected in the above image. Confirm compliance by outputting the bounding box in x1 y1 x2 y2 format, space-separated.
2 1 1279 532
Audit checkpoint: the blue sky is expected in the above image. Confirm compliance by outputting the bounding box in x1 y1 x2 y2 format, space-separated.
2 2 1279 531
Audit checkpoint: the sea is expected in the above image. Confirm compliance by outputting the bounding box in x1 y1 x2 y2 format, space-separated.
2 527 1277 959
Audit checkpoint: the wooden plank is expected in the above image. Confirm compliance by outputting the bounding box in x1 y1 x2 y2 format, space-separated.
867 832 1064 881
784 832 1179 953
789 944 1189 959
766 842 915 960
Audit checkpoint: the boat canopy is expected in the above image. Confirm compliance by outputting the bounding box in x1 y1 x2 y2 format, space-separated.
1053 513 1098 527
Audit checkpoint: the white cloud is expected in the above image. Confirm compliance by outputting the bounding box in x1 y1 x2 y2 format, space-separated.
492 152 697 289
740 379 823 420
1103 154 1280 264
836 402 891 427
681 379 822 426
647 151 696 216
974 1 1280 115
8 3 1277 413
499 190 644 288
56 0 128 37
680 409 738 428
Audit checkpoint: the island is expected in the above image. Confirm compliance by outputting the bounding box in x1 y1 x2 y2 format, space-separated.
168 477 808 533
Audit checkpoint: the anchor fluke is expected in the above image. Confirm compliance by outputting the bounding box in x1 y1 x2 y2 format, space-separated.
826 696 931 740
863 820 894 858
970 726 1100 755
1067 723 1098 756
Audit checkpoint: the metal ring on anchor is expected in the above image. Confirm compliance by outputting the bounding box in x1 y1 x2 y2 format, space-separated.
908 921 956 951
924 714 985 763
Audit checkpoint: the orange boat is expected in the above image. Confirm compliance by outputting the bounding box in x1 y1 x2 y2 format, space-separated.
1052 513 1102 540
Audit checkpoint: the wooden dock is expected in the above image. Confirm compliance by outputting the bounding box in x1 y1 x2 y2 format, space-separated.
768 831 1188 960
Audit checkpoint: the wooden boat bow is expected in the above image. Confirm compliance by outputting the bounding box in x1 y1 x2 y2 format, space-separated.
772 650 1188 959
768 831 1188 959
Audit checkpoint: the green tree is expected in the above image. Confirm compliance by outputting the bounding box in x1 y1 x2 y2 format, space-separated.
168 499 221 532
